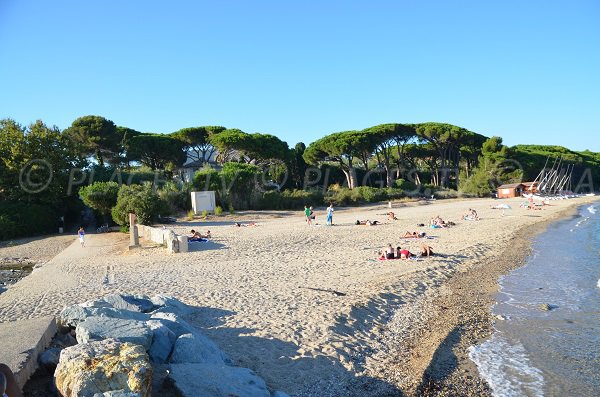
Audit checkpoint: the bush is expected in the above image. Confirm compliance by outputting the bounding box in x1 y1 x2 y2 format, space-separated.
201 210 208 218
326 186 389 205
111 184 170 226
158 181 192 213
394 178 418 192
0 215 18 241
79 182 120 222
220 163 262 210
214 206 223 215
228 204 235 214
0 202 59 240
260 189 324 210
186 210 195 221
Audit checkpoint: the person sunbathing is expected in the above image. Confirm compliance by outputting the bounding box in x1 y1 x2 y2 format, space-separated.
356 220 380 226
235 222 257 227
387 212 398 220
420 244 434 257
403 231 426 238
398 248 413 259
190 229 211 240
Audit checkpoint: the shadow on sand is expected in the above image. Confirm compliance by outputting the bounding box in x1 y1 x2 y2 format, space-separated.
171 302 404 397
416 326 461 396
186 240 226 252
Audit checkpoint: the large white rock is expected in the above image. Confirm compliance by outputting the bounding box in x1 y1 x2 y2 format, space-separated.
76 317 153 350
169 333 228 365
146 320 176 364
55 339 152 397
168 363 270 397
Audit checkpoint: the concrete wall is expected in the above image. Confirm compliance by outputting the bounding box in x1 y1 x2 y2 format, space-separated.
136 225 188 253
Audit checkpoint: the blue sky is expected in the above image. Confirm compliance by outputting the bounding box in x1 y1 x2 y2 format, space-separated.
1 0 599 151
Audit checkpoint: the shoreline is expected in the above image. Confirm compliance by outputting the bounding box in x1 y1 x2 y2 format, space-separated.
1 196 598 396
365 202 591 396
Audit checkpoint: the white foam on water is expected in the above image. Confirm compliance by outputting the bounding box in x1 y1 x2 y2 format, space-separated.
597 279 600 289
469 333 545 397
587 206 596 215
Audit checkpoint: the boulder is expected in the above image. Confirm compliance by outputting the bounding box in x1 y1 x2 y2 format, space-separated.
55 339 152 397
146 320 176 364
149 312 194 337
101 294 155 313
149 295 191 316
169 333 228 365
168 363 270 397
39 347 62 370
76 317 153 350
59 305 149 328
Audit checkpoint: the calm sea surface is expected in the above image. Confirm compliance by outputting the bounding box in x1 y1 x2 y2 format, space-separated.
469 203 600 397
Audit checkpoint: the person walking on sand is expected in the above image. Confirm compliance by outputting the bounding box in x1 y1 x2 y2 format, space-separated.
304 205 312 226
78 226 85 247
326 203 334 225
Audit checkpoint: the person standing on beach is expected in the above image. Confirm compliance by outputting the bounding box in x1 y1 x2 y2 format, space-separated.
78 226 85 247
326 203 334 225
304 205 312 226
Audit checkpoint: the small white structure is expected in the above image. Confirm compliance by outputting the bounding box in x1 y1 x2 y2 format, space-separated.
191 191 216 214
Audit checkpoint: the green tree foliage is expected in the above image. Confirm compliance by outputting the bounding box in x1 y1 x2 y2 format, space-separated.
363 123 417 186
303 130 372 189
0 119 81 205
111 184 169 225
171 126 225 164
415 123 470 188
116 126 143 167
460 136 522 196
210 129 289 165
289 142 308 189
192 163 262 209
63 115 120 166
219 162 262 209
127 133 186 171
0 202 59 240
78 181 120 219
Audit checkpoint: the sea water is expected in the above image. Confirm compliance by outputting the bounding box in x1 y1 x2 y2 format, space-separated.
469 204 600 397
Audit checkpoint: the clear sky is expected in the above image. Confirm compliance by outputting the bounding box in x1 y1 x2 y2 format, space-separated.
1 1 599 151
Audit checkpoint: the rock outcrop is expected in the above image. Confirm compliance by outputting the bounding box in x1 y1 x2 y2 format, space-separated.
168 363 270 397
54 339 152 397
51 294 286 397
75 317 153 350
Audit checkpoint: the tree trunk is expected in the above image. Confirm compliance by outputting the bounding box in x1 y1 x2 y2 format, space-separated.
386 168 394 187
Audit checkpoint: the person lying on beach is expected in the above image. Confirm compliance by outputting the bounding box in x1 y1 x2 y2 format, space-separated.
398 248 413 259
420 244 434 257
402 231 426 238
356 220 380 226
235 222 257 227
387 211 398 220
0 363 23 397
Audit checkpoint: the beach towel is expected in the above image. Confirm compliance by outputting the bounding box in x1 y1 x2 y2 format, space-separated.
189 238 208 243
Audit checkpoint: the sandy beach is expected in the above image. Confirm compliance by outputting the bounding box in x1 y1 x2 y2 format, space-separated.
0 196 597 396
